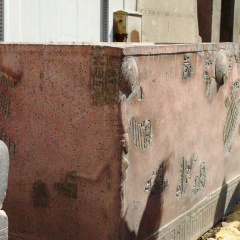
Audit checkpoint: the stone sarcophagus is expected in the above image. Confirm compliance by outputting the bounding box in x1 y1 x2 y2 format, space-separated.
1 43 240 240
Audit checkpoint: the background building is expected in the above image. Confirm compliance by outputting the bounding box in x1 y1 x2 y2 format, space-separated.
3 0 136 42
2 0 239 43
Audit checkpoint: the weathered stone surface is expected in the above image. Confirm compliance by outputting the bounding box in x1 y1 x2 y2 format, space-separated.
121 43 240 240
1 44 123 240
137 0 200 43
1 43 240 240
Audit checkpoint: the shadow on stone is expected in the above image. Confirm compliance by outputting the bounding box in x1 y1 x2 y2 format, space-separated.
214 178 227 225
225 181 240 216
122 157 169 240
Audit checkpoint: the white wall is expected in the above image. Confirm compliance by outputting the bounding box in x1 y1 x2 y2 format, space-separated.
113 1 123 11
4 0 136 42
125 0 136 11
5 0 102 42
112 0 136 11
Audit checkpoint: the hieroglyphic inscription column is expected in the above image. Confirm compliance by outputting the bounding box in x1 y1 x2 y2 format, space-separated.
223 80 240 152
0 71 19 157
90 48 120 106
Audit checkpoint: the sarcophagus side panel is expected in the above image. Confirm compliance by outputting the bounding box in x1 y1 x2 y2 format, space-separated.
121 43 240 240
0 44 123 240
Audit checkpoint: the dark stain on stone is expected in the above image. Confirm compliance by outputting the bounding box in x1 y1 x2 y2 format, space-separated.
1 66 23 82
89 50 120 106
114 33 128 42
39 72 44 79
33 180 49 207
55 171 78 199
0 68 22 89
130 30 140 42
39 72 44 91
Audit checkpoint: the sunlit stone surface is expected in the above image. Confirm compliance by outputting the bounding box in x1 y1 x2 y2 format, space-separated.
0 43 240 239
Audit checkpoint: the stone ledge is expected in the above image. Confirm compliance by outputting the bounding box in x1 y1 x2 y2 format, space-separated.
0 42 237 56
147 175 240 240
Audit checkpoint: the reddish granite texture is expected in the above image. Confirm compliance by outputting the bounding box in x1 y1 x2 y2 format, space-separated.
0 44 123 240
121 43 240 239
1 43 240 240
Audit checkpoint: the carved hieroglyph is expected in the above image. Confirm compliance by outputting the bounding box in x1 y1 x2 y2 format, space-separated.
235 49 240 65
145 162 168 195
182 54 194 80
214 49 230 87
203 58 218 101
192 162 206 195
0 71 19 117
228 55 233 72
176 155 196 197
156 176 240 240
0 71 19 160
90 48 120 106
223 80 240 152
204 50 231 101
0 91 11 117
130 117 151 151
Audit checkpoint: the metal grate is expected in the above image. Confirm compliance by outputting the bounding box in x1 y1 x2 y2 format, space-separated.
0 0 3 41
103 0 109 42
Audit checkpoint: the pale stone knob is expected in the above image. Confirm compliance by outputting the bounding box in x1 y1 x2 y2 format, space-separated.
0 140 9 239
0 141 9 209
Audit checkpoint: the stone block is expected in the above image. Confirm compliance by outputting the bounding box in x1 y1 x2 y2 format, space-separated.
233 0 240 42
1 44 123 240
1 43 240 240
137 0 200 43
